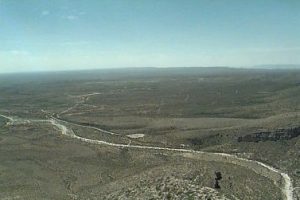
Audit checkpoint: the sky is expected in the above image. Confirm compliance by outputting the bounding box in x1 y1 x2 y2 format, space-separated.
0 0 300 73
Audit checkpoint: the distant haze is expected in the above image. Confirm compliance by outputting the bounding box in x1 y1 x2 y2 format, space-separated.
0 0 300 73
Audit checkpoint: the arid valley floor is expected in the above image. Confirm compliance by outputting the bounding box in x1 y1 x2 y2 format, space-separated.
0 67 299 200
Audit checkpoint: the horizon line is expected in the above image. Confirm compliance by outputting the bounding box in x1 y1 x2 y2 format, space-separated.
1 64 300 75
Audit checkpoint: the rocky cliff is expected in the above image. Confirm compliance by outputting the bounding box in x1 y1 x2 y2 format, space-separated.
237 127 300 142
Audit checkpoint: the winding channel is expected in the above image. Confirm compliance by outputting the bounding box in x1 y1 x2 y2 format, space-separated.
0 113 295 200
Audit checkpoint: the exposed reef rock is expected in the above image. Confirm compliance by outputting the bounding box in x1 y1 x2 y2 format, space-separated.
238 127 300 142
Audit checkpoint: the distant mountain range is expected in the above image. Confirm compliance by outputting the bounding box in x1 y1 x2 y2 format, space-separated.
250 64 300 69
1 65 300 77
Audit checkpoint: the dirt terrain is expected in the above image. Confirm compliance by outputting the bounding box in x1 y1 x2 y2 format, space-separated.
0 68 299 199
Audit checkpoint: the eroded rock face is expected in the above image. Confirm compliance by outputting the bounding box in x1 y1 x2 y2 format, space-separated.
237 127 300 142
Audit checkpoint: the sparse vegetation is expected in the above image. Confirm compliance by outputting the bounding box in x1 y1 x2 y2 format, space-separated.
0 67 299 199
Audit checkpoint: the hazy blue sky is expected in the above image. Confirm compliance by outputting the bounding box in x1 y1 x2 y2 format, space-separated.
0 0 300 73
